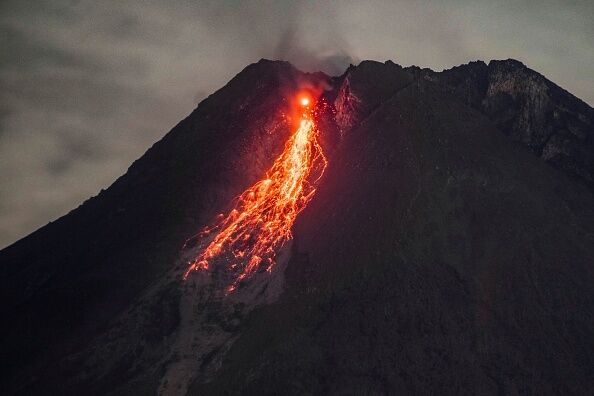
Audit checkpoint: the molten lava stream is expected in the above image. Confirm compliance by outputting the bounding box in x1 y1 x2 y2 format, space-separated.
184 94 327 292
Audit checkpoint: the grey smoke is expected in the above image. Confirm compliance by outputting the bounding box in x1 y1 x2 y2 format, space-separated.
273 26 358 76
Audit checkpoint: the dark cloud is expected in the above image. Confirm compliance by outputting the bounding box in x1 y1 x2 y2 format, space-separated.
0 0 592 248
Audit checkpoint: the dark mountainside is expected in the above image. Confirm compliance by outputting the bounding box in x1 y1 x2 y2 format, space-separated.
1 58 593 395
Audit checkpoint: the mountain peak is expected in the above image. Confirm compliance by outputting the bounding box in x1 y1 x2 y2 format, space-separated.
488 57 527 69
2 57 593 395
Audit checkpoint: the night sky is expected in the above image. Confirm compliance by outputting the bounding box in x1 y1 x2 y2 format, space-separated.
1 0 592 248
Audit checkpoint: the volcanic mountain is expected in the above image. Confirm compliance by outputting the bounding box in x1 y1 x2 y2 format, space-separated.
1 59 593 395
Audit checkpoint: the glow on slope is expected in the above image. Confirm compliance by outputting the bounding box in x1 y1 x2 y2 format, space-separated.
184 94 327 292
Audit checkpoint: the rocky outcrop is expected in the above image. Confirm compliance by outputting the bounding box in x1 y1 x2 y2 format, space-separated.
334 61 413 131
430 59 594 187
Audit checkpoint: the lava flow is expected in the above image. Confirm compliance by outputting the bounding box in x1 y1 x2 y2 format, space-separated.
184 93 327 292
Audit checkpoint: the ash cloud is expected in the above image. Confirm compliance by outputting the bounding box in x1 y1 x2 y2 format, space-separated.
0 0 593 248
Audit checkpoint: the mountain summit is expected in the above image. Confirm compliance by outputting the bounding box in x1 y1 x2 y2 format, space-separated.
1 59 593 395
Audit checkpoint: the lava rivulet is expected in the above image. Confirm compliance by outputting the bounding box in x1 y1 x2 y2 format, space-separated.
184 95 327 292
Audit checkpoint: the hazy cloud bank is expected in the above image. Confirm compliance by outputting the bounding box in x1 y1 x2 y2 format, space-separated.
0 0 592 247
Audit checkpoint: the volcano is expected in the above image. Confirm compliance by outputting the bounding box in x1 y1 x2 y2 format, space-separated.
1 59 593 395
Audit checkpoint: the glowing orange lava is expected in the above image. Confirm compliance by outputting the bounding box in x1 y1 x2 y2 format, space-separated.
183 94 327 292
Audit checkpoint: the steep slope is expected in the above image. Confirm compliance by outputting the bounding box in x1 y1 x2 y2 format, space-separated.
0 60 330 395
1 59 593 395
194 61 594 395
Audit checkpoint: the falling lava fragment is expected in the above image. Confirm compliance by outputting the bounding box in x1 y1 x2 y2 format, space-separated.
183 94 327 292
